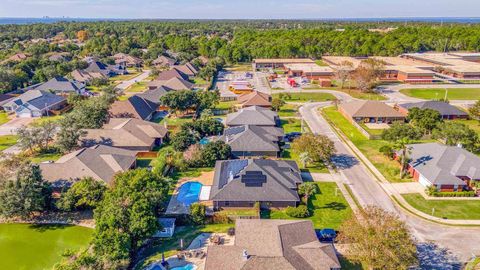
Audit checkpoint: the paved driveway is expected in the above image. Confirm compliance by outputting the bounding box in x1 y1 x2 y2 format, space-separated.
0 117 33 135
115 70 150 90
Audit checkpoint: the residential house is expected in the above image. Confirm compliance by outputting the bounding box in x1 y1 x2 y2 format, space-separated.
226 106 279 127
0 94 17 110
109 95 157 120
39 145 137 187
71 69 105 84
82 118 168 152
397 101 469 120
156 68 189 81
152 55 176 68
3 90 67 118
47 52 71 62
113 53 143 67
339 100 405 124
148 77 194 91
210 159 302 209
84 61 127 77
173 63 199 79
33 76 86 95
402 143 480 192
136 86 169 107
236 91 272 108
1 53 30 64
218 125 284 158
205 219 341 270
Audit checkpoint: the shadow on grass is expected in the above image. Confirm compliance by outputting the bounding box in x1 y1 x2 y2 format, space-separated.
28 223 74 232
338 255 363 270
320 202 347 211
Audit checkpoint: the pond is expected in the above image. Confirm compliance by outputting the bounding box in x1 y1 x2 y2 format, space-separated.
0 223 93 270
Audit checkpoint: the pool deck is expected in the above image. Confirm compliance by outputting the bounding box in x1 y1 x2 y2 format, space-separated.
147 232 235 270
165 171 214 215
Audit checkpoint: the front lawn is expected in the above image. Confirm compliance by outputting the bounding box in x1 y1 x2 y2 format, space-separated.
322 106 409 183
261 182 352 230
280 118 302 133
216 208 259 217
278 104 299 117
126 81 148 92
402 193 480 220
214 101 237 111
273 92 336 103
30 115 64 126
400 88 480 100
136 223 231 269
282 148 329 173
109 72 141 82
335 88 387 100
0 135 18 151
29 151 63 163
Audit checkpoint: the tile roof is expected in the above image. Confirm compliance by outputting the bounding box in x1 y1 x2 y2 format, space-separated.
406 143 480 185
205 219 340 270
39 145 136 186
210 159 302 202
226 106 278 126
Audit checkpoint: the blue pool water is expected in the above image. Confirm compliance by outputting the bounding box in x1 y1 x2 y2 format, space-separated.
199 138 210 145
171 264 196 270
177 182 202 206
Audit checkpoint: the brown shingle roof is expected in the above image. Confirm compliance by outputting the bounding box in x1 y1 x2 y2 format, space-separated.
340 100 405 118
237 91 271 108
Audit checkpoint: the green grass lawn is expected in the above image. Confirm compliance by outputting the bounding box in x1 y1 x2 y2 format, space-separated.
216 208 259 217
156 116 194 129
280 118 303 133
109 72 141 82
315 59 328 66
336 88 387 100
30 115 64 126
261 182 352 230
86 85 102 93
214 100 237 111
400 88 480 100
273 92 336 103
278 104 299 117
193 77 209 85
29 151 63 163
451 119 480 134
0 112 10 125
0 135 18 151
225 64 252 72
359 122 385 137
137 223 231 269
126 81 148 92
282 148 329 173
0 224 92 270
137 158 154 168
322 106 411 183
402 193 480 220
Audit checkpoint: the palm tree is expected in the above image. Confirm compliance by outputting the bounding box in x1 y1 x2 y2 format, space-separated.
299 182 318 202
299 152 312 169
394 137 412 179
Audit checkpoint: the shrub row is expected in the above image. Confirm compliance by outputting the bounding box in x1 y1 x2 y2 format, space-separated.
285 205 310 218
430 191 476 197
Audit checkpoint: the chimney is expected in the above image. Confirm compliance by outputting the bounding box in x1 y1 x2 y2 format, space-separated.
242 249 249 261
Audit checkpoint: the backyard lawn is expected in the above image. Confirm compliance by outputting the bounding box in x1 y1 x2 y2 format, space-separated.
137 223 231 269
278 104 299 117
0 224 92 270
322 106 409 183
0 135 18 151
156 115 194 129
30 115 64 126
273 92 336 102
400 88 480 100
280 118 303 133
29 151 63 163
261 182 352 230
402 194 480 220
214 100 237 111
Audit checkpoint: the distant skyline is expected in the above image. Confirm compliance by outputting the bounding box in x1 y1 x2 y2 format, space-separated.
1 0 480 19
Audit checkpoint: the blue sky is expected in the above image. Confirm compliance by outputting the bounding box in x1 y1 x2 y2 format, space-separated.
0 0 479 19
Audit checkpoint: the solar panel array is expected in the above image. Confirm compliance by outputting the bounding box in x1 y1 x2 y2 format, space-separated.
241 171 267 187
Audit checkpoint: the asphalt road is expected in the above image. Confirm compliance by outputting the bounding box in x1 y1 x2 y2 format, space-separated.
300 102 480 268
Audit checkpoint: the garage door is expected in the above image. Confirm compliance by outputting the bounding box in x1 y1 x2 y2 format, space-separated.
18 112 32 118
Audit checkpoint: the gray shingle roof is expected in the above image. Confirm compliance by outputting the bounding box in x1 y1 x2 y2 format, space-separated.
399 101 468 117
226 106 278 126
109 95 157 120
205 219 340 270
219 125 284 153
210 159 302 202
136 87 168 105
33 76 84 93
39 145 136 186
4 90 66 110
406 143 480 185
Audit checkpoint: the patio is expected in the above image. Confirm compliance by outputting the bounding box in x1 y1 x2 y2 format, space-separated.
364 123 391 130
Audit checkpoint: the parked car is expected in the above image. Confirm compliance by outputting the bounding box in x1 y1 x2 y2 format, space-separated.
316 228 337 243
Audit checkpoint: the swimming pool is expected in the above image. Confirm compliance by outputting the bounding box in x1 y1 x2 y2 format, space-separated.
199 138 210 145
176 181 203 206
171 264 196 270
